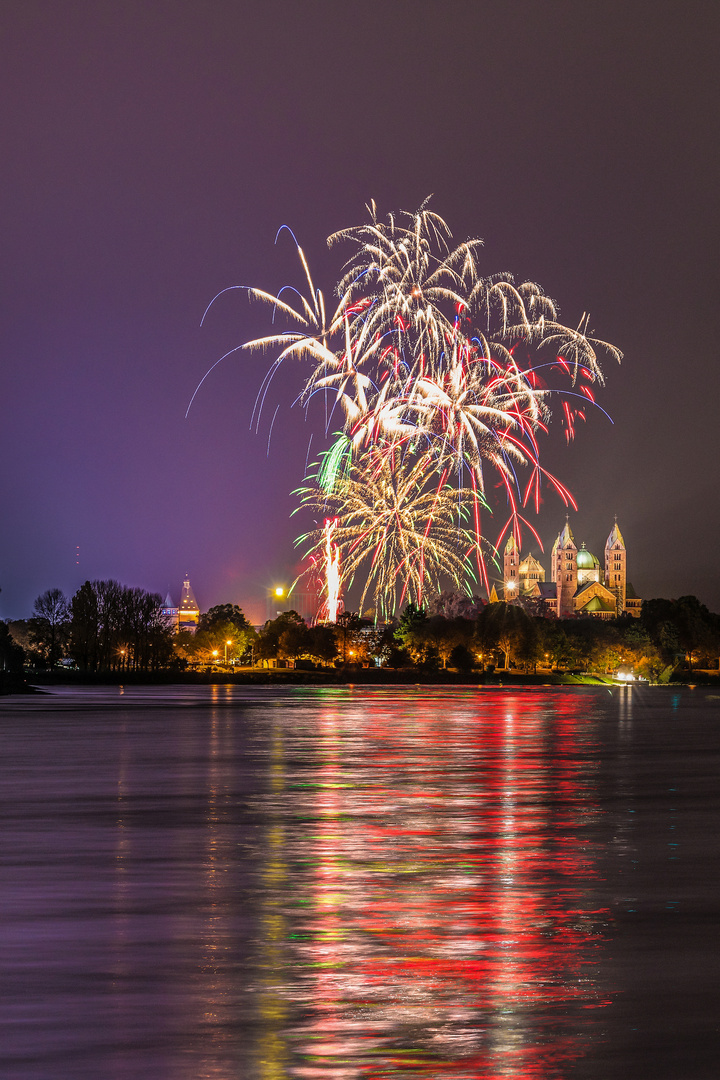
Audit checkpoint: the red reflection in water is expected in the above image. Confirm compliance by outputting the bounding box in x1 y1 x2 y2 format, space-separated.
259 690 611 1078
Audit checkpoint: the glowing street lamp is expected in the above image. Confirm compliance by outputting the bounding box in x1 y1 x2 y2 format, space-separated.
225 639 232 664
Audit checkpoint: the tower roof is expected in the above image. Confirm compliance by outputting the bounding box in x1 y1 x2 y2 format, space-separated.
504 534 518 555
179 578 199 613
536 582 556 599
606 521 626 550
519 553 543 572
552 520 576 553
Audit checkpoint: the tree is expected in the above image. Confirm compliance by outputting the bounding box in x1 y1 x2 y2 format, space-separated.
516 593 553 619
29 588 70 669
617 623 662 679
580 622 620 673
642 596 720 669
69 581 101 670
538 621 572 671
475 602 534 670
121 586 176 671
450 643 475 673
562 619 601 671
69 580 174 671
256 611 307 663
427 590 484 620
305 624 339 665
334 611 364 664
278 622 310 663
363 622 401 667
185 604 256 665
394 604 431 665
513 616 543 672
197 604 251 634
0 621 25 675
7 620 34 658
426 615 473 669
189 623 257 666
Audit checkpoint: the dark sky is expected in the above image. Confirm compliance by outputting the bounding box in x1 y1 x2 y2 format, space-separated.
1 0 718 624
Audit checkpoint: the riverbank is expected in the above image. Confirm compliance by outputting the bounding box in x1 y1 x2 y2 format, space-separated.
22 667 720 689
0 671 32 695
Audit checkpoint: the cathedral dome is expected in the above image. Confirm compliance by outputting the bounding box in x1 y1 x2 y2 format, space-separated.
577 545 599 570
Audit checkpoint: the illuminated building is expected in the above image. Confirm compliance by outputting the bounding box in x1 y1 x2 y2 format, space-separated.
502 519 642 618
177 577 200 633
160 592 179 632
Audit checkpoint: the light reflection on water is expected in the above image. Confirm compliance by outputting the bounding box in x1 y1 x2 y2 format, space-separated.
252 691 608 1079
1 684 718 1078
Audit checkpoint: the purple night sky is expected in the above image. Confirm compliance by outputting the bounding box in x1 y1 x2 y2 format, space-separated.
1 1 718 625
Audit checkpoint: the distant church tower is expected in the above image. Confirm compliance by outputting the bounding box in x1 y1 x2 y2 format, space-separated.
504 534 519 599
178 578 200 633
552 520 577 618
604 521 627 616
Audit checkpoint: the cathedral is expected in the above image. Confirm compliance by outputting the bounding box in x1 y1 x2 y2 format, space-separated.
494 520 642 619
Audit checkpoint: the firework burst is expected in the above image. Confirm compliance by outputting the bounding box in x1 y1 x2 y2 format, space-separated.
296 447 485 619
197 202 621 617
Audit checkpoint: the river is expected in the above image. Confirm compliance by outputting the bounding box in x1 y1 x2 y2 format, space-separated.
1 684 718 1078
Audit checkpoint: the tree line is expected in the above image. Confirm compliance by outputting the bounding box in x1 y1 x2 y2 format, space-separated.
8 582 175 672
392 593 720 677
4 583 720 678
249 593 720 678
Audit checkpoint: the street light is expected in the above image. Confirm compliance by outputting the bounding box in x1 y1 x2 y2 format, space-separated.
225 639 232 664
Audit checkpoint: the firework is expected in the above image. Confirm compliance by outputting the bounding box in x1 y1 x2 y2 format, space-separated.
296 447 487 619
323 517 341 623
199 202 620 616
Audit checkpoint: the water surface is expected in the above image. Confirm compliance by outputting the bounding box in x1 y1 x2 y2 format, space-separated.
1 684 718 1078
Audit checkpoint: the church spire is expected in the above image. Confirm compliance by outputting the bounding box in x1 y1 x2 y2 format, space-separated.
606 520 625 550
604 522 627 615
178 577 200 632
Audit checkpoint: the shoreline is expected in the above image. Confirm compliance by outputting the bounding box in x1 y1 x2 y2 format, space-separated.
15 668 720 691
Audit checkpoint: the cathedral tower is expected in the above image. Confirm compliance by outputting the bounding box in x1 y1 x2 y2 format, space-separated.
604 521 626 616
552 520 577 618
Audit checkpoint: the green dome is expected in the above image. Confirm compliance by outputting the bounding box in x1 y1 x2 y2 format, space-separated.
577 546 598 570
